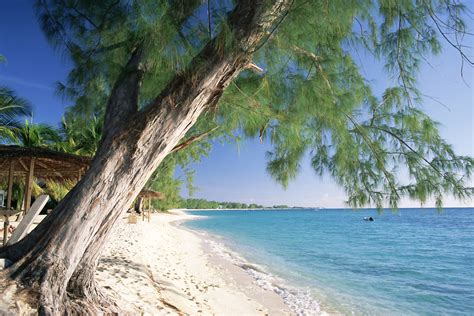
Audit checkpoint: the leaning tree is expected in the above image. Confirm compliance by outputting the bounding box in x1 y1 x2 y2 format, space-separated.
1 0 473 314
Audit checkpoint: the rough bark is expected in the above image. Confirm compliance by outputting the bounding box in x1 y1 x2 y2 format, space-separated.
64 208 124 314
102 45 144 139
0 1 293 314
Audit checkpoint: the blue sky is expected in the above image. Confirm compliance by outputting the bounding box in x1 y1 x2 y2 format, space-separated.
1 1 473 208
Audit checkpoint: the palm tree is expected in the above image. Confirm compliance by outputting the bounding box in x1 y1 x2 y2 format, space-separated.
55 115 102 156
0 54 33 143
7 119 61 208
0 88 33 143
16 119 61 148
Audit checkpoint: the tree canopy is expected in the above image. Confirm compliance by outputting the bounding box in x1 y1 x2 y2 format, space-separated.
33 0 473 209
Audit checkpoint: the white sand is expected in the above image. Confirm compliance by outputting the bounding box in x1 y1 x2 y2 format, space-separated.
96 210 292 315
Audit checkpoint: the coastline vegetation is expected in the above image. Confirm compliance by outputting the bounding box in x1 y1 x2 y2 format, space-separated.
177 198 265 210
184 199 263 209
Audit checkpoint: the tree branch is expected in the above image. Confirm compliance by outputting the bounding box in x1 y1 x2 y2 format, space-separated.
245 62 264 73
171 126 219 153
70 6 98 29
426 4 473 65
366 125 444 176
207 0 212 39
138 0 294 122
101 46 144 139
108 0 294 164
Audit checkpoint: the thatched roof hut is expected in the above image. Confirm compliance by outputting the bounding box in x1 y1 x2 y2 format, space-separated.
0 145 165 229
136 190 164 222
0 145 91 181
0 145 92 245
138 190 165 200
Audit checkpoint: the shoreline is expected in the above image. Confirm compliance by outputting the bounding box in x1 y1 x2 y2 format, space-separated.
177 210 329 316
95 210 293 315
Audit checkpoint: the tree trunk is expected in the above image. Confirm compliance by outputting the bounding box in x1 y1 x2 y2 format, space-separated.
64 207 124 314
0 1 292 314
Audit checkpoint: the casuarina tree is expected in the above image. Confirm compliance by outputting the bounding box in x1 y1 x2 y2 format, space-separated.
1 0 472 314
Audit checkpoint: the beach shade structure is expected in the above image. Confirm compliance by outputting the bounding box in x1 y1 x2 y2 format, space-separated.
0 145 91 245
139 190 165 200
138 190 164 222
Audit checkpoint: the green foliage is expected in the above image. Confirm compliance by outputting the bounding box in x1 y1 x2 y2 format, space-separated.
0 65 33 142
16 119 61 148
44 180 76 202
54 115 103 156
147 158 184 211
179 198 264 210
215 0 473 209
0 89 32 142
33 0 218 205
1 180 44 211
11 182 24 210
146 136 212 210
35 0 474 209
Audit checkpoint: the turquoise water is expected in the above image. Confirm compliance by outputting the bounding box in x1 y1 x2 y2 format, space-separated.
185 208 474 315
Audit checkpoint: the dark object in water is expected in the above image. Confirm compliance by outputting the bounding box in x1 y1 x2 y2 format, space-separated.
364 216 374 221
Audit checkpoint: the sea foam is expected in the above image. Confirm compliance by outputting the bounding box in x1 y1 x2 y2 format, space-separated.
201 235 328 316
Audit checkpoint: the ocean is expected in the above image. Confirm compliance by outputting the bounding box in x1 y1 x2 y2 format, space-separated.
184 208 474 315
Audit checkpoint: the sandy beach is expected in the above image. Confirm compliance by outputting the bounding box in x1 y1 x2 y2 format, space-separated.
95 210 292 315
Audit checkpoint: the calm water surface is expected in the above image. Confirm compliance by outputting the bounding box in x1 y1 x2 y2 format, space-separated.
185 208 474 315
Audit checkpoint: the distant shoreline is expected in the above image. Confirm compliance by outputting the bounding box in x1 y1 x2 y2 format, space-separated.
181 207 320 211
181 206 474 211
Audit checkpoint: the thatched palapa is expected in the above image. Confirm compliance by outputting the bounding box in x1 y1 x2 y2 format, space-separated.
0 145 91 181
0 145 92 245
138 190 165 200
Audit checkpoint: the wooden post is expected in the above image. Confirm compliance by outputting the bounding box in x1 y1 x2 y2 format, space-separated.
23 157 36 215
3 160 14 246
7 160 14 210
148 199 151 222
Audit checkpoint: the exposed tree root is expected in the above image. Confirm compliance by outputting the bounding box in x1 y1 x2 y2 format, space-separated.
66 265 121 314
65 285 121 315
0 267 122 315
